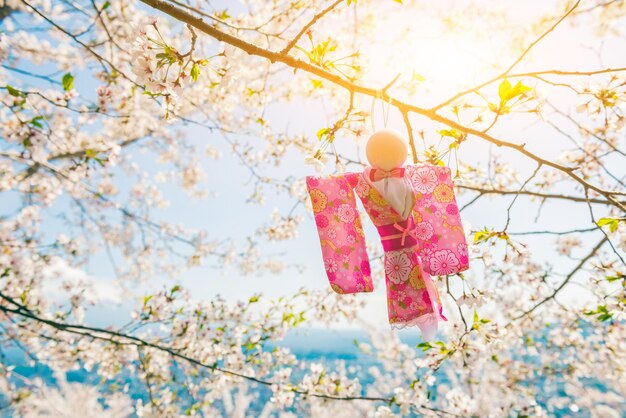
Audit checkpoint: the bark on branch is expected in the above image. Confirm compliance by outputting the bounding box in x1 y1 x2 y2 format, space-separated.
138 0 625 212
0 291 458 416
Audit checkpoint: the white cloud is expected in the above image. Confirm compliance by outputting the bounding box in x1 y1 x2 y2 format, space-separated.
42 258 125 305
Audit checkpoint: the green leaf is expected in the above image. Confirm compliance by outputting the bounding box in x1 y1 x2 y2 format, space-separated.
510 80 532 98
411 71 425 82
101 1 110 10
190 63 200 82
473 227 508 244
249 295 259 303
316 127 330 140
311 79 323 89
598 217 620 233
584 305 613 322
498 78 511 102
605 273 625 282
437 129 456 138
6 85 22 97
216 9 230 20
62 73 74 91
497 78 532 108
473 228 491 244
417 342 432 351
30 116 44 129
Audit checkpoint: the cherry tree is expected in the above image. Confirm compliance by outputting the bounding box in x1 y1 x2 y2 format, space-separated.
0 0 625 416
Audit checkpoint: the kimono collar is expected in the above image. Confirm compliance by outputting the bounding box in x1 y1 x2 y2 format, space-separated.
369 167 406 182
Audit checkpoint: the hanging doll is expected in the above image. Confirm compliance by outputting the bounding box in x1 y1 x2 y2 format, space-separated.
306 129 469 340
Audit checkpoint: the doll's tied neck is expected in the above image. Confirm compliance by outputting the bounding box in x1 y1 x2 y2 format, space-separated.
369 167 406 181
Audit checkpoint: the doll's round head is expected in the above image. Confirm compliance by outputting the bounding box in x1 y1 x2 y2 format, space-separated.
365 129 409 171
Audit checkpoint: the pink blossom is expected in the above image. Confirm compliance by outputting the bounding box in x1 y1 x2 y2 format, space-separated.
429 249 460 275
410 166 438 193
414 221 434 240
324 258 338 273
385 252 412 284
315 214 329 228
337 203 356 223
446 204 459 215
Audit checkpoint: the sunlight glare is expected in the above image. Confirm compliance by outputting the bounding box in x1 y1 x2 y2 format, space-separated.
363 20 502 103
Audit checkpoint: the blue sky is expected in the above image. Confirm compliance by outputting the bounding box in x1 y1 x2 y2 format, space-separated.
3 0 623 332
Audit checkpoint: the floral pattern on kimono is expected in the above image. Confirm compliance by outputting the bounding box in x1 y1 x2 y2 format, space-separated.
307 165 468 338
306 175 373 295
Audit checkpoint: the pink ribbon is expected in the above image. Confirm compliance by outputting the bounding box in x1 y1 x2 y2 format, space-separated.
392 222 414 246
377 217 418 250
369 167 405 182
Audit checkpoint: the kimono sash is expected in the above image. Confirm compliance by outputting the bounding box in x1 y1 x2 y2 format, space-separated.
376 216 418 251
305 174 373 294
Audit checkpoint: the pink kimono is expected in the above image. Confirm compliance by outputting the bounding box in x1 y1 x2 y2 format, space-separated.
306 164 469 339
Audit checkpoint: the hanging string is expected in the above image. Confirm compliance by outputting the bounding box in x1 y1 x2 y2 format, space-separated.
381 93 391 128
370 89 393 132
372 87 419 164
370 89 382 133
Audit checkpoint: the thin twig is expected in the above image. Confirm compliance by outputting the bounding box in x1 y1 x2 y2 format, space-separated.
432 0 582 111
137 0 625 212
0 292 459 416
280 0 344 54
509 236 607 322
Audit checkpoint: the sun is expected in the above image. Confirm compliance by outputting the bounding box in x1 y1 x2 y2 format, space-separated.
362 18 501 103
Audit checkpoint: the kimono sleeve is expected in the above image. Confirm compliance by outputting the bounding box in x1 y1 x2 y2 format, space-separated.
306 174 373 294
407 165 470 276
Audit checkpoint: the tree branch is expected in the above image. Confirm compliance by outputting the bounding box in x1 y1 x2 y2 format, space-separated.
0 292 458 416
510 236 607 321
432 0 581 111
457 185 617 206
138 0 625 213
280 0 344 54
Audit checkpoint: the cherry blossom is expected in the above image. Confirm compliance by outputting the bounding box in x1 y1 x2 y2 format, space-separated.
0 0 624 416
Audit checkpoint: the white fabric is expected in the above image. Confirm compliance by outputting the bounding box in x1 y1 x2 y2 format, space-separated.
371 176 414 220
370 168 444 341
391 313 438 341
